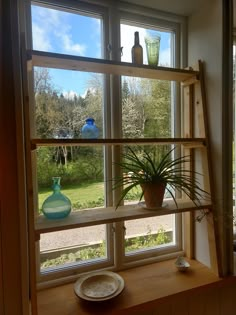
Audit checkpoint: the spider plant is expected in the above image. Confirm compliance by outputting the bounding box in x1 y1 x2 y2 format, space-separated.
112 146 210 209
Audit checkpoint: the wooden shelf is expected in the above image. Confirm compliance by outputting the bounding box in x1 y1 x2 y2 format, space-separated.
35 199 212 235
30 137 206 148
27 50 199 82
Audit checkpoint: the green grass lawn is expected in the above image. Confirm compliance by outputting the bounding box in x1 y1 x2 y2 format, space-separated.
38 182 104 210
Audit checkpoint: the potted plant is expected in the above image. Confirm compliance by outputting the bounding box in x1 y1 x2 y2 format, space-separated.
112 146 209 209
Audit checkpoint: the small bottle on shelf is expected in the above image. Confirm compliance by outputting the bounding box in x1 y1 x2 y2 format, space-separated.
131 31 143 65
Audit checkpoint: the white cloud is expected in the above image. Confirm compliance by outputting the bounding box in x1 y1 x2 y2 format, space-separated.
63 90 79 99
33 5 60 32
81 87 97 98
63 88 97 99
159 47 171 67
32 23 51 51
32 6 87 55
81 89 88 98
56 32 86 55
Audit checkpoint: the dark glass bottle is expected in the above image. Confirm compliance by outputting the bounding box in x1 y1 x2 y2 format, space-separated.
131 31 143 65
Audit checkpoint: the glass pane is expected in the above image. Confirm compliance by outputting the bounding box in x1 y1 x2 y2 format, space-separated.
120 23 172 67
40 225 107 271
37 146 105 213
31 5 102 58
125 215 175 255
121 77 171 138
33 68 104 139
120 23 173 139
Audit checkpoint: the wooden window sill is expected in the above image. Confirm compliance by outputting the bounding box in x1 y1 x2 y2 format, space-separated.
37 259 225 315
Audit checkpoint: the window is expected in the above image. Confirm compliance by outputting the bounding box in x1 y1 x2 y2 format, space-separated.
25 0 185 286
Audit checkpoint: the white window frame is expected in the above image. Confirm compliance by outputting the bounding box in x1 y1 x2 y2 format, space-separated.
23 0 187 287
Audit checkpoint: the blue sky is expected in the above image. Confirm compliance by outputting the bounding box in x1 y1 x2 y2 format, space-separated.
32 5 171 97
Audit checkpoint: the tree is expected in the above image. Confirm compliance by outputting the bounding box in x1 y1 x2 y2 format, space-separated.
34 68 53 94
71 74 103 138
122 97 144 138
122 77 146 138
141 79 171 138
122 79 130 99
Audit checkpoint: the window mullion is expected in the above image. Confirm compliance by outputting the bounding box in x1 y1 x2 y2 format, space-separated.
108 5 125 269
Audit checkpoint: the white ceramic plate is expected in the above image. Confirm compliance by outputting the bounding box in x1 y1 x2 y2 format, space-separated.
74 271 125 301
80 273 118 298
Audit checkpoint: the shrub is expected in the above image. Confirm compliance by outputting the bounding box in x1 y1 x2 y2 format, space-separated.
40 227 170 269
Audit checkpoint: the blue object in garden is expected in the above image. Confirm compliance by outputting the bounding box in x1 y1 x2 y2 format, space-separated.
81 117 99 139
42 177 71 219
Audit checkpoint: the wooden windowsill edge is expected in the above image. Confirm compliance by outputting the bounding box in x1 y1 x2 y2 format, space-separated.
35 199 212 235
37 259 235 315
28 50 199 82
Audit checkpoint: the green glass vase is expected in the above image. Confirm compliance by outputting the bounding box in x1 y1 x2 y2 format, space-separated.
145 34 161 67
42 177 71 219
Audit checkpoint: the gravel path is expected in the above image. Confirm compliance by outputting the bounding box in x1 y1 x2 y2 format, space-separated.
40 215 174 251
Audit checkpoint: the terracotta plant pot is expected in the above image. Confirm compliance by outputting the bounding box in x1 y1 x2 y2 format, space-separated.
141 183 166 208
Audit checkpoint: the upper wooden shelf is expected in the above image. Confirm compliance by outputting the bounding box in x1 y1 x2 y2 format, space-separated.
27 50 199 82
31 137 206 149
35 199 212 235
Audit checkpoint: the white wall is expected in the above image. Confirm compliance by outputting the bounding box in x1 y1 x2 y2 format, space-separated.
188 0 229 273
